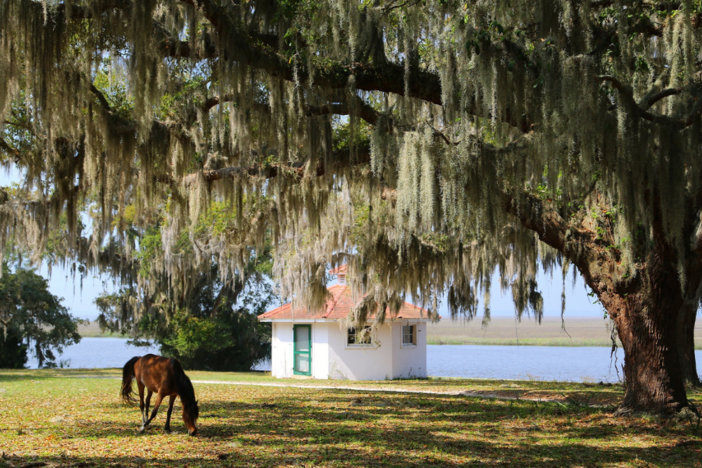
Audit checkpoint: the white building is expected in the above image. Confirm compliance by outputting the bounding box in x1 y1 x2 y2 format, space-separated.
258 268 429 380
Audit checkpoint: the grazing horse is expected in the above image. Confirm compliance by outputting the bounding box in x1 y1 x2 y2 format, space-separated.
121 354 199 436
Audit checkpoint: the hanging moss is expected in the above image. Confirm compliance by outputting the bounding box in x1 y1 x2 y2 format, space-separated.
1 0 701 328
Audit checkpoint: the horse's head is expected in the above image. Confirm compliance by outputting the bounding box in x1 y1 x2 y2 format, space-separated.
183 399 199 436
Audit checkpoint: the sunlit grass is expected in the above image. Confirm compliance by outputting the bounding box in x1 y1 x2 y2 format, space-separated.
1 369 701 467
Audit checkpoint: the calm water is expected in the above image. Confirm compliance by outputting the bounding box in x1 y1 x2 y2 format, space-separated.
25 339 702 383
25 338 161 370
428 345 628 383
429 345 702 383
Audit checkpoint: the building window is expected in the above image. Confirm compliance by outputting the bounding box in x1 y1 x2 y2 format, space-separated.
347 326 372 346
402 325 416 346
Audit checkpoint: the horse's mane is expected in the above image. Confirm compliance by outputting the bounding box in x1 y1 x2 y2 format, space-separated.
169 358 198 415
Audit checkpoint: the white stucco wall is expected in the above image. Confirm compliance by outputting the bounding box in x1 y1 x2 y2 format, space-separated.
267 320 428 380
312 323 330 379
391 321 427 379
327 322 395 380
270 322 293 378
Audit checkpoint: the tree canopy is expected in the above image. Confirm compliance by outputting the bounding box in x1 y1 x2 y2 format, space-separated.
93 201 276 371
0 264 81 367
1 0 702 412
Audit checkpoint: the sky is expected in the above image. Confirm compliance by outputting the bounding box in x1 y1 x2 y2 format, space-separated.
42 265 112 320
1 169 603 321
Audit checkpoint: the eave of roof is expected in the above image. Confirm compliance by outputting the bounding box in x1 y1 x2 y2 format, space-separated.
328 264 348 275
258 284 429 321
259 317 428 323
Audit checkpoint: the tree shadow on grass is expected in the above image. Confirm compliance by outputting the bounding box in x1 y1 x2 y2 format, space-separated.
8 389 702 467
2 437 701 468
0 369 120 383
0 372 59 383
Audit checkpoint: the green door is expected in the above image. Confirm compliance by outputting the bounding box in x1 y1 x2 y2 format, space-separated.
293 325 312 376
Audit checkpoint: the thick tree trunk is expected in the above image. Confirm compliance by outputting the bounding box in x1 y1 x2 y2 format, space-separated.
507 188 698 414
593 246 690 414
677 302 700 387
607 295 688 414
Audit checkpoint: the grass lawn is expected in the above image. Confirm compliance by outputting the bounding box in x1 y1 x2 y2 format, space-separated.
1 369 702 467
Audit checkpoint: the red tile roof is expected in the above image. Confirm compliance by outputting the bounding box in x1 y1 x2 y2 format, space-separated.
328 264 348 275
258 284 428 321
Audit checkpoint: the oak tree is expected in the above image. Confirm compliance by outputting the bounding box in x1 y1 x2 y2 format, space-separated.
1 0 701 413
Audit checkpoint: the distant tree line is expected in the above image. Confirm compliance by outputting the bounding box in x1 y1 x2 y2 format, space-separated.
0 264 80 368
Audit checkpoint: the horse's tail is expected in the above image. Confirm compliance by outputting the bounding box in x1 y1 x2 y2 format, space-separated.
169 358 197 409
121 356 141 404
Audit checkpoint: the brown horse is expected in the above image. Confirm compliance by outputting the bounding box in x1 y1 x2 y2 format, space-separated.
121 354 199 436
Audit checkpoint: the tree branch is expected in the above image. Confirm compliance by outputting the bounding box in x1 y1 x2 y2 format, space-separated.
305 96 380 126
176 144 371 189
597 75 693 127
179 0 443 106
0 138 21 160
501 189 599 265
382 0 422 14
680 96 702 128
89 84 181 138
159 38 218 60
641 88 682 109
203 94 234 112
90 85 113 113
3 119 34 134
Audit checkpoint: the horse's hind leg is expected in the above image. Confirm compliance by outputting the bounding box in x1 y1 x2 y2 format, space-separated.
144 390 153 422
164 395 175 433
137 382 146 430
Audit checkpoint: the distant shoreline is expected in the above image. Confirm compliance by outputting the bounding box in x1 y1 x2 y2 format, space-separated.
77 317 702 349
426 338 620 347
426 316 702 349
77 322 129 338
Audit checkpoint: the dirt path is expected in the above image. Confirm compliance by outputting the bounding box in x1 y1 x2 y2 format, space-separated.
190 379 567 403
69 375 588 404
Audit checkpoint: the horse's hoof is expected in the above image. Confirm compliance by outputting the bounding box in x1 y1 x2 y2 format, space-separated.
164 428 171 434
138 426 146 434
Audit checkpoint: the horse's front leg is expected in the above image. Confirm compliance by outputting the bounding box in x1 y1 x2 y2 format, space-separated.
164 395 175 433
139 389 153 433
